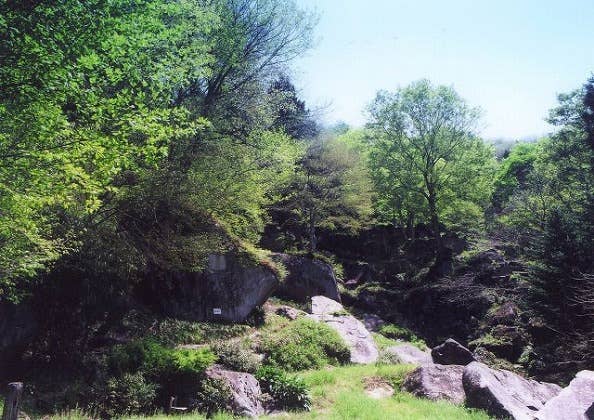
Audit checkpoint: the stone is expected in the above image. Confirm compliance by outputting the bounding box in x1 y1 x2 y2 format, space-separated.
361 313 386 332
275 305 306 320
463 361 562 420
145 253 279 323
488 301 520 326
205 365 264 417
536 370 594 420
431 339 475 365
402 364 466 404
272 253 341 302
308 296 379 364
385 344 433 365
363 377 394 399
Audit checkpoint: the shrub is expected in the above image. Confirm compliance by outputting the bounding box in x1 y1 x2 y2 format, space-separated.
256 366 311 411
211 340 262 373
101 372 157 417
193 378 232 415
260 318 350 371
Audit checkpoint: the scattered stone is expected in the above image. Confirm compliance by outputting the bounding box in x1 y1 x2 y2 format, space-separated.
275 305 306 320
488 301 520 326
402 364 466 404
361 313 386 332
536 370 594 420
205 365 264 418
309 296 379 364
463 361 561 420
431 339 475 365
272 253 341 302
363 377 394 399
385 344 433 365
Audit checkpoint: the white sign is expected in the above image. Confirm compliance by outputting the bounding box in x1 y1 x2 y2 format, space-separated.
213 308 222 315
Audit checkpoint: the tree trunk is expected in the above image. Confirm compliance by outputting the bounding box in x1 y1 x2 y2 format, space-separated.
2 382 23 420
308 209 317 253
427 186 442 254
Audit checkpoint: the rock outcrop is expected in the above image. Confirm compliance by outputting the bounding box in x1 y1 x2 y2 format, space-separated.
145 253 278 323
272 253 341 302
536 370 594 420
205 365 264 417
463 361 561 420
309 296 378 364
431 338 475 365
402 364 466 404
385 344 433 365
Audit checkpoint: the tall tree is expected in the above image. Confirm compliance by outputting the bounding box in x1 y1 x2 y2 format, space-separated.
367 80 494 250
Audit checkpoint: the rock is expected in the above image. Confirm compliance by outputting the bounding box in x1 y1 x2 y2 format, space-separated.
488 301 520 326
431 339 475 365
363 377 394 399
463 361 562 420
402 364 466 404
271 253 341 303
145 253 279 323
536 370 594 420
205 365 264 417
361 313 386 332
275 305 306 320
385 344 433 365
309 296 379 364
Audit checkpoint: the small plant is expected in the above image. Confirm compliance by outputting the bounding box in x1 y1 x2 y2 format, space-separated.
211 339 262 373
100 372 157 417
256 366 311 411
260 317 350 371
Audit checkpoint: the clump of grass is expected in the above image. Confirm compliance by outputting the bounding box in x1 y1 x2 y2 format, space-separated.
378 324 428 350
259 317 350 371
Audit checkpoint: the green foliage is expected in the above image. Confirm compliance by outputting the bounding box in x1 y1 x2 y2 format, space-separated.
378 324 427 349
260 317 350 371
194 378 232 416
211 339 262 373
101 372 158 418
256 366 312 411
367 80 496 240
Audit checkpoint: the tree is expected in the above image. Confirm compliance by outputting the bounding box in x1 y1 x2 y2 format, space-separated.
272 130 373 252
367 80 495 250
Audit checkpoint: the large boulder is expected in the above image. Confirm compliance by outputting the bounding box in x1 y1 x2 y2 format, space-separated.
144 253 279 323
385 344 433 365
431 339 475 365
205 365 264 417
463 361 561 420
536 370 594 420
402 364 466 404
272 253 341 302
309 296 378 364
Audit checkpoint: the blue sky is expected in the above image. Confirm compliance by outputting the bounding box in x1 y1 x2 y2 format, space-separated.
292 0 594 139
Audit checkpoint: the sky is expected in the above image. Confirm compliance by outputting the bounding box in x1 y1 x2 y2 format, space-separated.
292 0 594 140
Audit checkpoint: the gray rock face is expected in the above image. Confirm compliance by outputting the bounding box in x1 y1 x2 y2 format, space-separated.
431 339 475 365
309 296 378 364
361 313 386 332
402 364 466 404
385 344 433 365
463 361 561 420
205 365 264 417
149 253 278 323
272 253 341 302
536 370 594 420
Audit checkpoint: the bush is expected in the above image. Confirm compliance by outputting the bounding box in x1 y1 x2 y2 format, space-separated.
260 318 350 371
100 372 157 417
193 378 232 415
211 340 262 373
256 366 311 411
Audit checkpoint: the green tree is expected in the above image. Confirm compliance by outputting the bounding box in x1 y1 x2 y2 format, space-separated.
367 80 495 249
